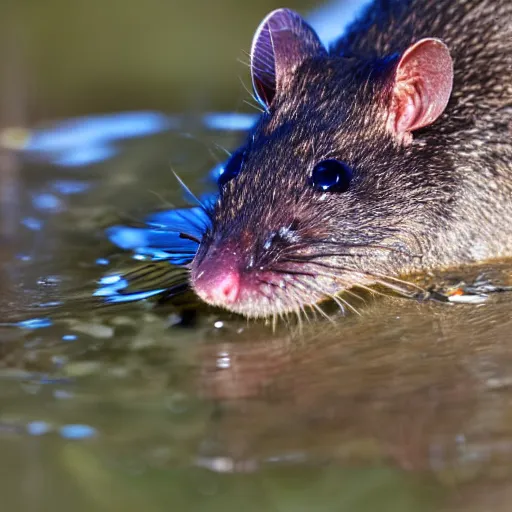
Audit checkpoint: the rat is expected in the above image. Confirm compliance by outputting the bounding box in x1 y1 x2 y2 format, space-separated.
189 0 512 318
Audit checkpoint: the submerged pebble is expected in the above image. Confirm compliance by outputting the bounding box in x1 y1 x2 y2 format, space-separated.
64 361 103 377
69 322 114 339
26 421 52 436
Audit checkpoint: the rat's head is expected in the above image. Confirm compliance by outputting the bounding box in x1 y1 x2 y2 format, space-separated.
191 8 454 318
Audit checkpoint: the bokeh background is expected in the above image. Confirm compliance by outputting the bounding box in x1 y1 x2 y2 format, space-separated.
0 0 322 124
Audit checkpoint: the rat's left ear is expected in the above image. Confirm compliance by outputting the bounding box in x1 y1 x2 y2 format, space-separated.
250 8 326 109
387 38 453 140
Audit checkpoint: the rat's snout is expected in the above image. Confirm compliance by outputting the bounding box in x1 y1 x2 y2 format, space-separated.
191 246 241 306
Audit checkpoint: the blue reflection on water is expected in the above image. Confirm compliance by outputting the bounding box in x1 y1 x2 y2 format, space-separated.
10 111 244 302
94 270 167 302
101 289 166 304
105 225 198 264
52 180 91 195
98 202 214 301
21 217 43 231
99 274 124 285
94 272 167 302
106 202 212 265
132 246 192 264
207 162 225 184
38 301 63 307
26 421 52 436
17 318 53 329
106 227 151 250
32 193 63 212
26 422 98 439
53 143 118 167
145 205 210 233
7 110 256 168
59 424 98 440
94 275 129 296
25 112 176 153
202 112 258 131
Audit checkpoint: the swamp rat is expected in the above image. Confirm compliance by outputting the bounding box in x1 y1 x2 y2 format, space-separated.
188 0 512 318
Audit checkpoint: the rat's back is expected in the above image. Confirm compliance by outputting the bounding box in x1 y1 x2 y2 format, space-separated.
336 0 511 126
335 0 511 63
335 0 512 262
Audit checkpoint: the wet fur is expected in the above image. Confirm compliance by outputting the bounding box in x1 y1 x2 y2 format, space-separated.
192 0 512 318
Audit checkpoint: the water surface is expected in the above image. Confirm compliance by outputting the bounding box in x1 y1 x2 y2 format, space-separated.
1 116 512 512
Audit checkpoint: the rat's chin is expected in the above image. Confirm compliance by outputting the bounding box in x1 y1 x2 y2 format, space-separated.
197 277 330 318
190 257 345 318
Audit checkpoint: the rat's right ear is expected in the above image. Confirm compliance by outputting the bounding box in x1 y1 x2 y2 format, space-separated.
250 8 326 109
387 38 453 142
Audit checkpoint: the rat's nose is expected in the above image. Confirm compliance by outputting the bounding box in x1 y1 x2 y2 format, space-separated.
193 267 240 305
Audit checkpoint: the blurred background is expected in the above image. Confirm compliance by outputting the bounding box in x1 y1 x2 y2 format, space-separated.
0 0 330 124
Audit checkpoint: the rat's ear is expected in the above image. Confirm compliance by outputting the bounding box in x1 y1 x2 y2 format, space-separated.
387 38 453 140
250 8 326 108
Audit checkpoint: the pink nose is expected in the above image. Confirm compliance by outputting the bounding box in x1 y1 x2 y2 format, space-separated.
194 268 240 305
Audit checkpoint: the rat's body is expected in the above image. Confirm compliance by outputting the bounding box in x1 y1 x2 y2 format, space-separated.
334 0 512 269
190 0 512 318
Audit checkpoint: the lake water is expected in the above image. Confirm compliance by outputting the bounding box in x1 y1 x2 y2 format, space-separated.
1 1 512 511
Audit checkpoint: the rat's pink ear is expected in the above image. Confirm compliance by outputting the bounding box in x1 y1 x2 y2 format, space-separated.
387 38 453 139
250 8 326 108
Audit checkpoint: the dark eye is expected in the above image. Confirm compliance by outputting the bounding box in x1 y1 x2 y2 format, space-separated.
310 159 353 192
218 150 245 187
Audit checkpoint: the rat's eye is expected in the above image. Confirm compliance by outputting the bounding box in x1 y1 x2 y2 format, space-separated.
310 159 353 192
218 150 245 187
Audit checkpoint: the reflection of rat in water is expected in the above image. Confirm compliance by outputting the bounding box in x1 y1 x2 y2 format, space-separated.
190 0 512 318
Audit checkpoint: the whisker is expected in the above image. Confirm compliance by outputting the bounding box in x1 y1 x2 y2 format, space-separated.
290 240 417 258
275 258 422 296
170 167 208 212
278 310 286 329
236 57 251 68
285 276 338 322
303 278 352 317
173 208 211 234
293 307 303 334
145 192 210 234
329 293 348 315
243 99 265 113
373 279 416 298
147 189 177 210
312 302 335 324
367 271 425 292
300 303 312 324
336 294 361 316
264 261 418 317
351 282 391 299
179 232 202 244
210 143 232 163
342 288 368 305
282 252 365 261
238 77 265 113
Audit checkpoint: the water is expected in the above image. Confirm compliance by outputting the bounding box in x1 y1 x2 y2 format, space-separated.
0 113 511 511
1 1 512 511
